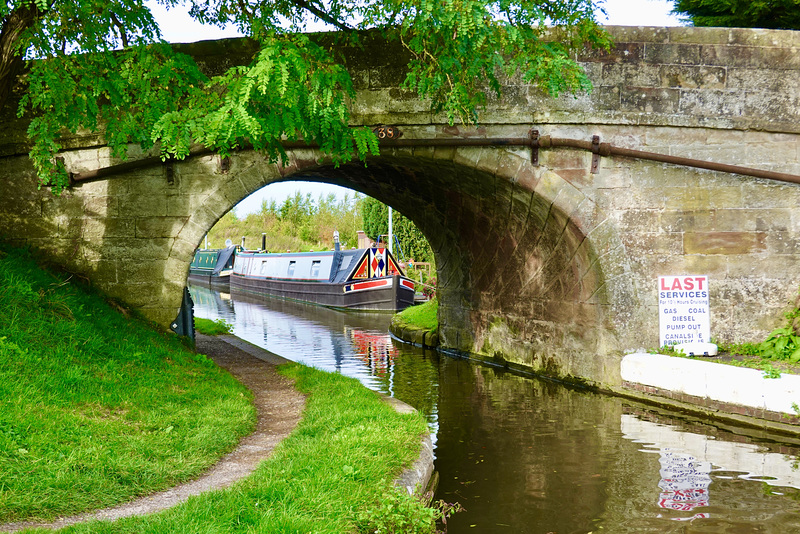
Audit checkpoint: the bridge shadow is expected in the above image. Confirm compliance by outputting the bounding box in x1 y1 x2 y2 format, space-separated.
174 148 619 381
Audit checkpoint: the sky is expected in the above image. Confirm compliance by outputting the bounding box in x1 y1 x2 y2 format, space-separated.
146 0 683 216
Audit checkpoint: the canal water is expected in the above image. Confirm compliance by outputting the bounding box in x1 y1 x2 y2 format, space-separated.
190 284 800 533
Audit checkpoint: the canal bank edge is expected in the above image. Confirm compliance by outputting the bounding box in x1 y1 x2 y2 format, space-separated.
217 335 436 497
389 320 800 441
389 320 439 349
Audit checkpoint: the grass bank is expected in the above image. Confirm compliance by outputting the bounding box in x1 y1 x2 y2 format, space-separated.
2 245 437 532
22 363 433 534
194 317 234 336
390 298 439 348
0 246 255 522
394 298 438 333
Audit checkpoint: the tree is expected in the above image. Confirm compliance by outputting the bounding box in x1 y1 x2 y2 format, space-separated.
1 1 609 193
671 0 800 29
361 195 433 264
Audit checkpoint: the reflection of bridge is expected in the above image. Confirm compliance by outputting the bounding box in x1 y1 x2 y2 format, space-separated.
3 27 800 385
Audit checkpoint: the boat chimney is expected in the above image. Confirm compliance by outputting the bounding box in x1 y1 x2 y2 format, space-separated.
241 236 246 249
261 233 266 252
357 230 368 249
333 231 340 252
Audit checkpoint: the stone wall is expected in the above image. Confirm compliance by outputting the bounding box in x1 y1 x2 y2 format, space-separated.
1 26 799 385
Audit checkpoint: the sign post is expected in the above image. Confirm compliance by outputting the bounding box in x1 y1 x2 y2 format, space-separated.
658 275 710 348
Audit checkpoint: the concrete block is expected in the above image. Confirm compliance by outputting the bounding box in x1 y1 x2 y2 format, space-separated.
622 352 800 415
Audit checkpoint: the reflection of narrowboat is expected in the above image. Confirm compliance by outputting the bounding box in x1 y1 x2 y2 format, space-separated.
188 246 237 289
231 242 415 312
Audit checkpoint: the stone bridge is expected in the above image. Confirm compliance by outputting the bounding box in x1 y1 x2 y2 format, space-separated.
1 26 799 387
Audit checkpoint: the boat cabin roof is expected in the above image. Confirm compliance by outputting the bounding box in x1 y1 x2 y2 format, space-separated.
233 247 406 283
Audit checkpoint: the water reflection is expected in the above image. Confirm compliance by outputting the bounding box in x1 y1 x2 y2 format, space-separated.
656 450 711 518
189 283 440 427
190 283 800 533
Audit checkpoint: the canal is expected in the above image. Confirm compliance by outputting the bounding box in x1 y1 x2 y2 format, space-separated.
190 283 800 533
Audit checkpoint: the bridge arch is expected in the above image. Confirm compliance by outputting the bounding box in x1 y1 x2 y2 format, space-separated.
166 146 633 381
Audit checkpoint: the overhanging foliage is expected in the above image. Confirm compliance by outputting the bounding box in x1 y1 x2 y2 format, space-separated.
1 0 609 193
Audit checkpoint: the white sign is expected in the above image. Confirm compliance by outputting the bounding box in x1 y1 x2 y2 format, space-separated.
658 275 710 347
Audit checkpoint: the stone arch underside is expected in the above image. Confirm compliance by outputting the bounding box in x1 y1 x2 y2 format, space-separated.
178 146 630 383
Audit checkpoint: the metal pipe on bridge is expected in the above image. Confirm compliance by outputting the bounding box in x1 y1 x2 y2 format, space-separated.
67 129 800 187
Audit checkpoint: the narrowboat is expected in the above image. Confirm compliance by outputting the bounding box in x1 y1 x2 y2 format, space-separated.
231 240 415 312
188 246 237 289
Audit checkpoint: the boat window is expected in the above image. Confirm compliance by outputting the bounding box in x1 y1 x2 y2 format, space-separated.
287 261 296 277
260 260 268 275
310 260 321 277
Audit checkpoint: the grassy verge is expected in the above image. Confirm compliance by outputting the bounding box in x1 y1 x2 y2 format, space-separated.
0 246 255 522
194 317 234 336
28 363 434 534
392 298 438 334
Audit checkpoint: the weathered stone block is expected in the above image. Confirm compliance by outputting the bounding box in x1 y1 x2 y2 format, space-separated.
742 182 800 209
580 42 644 64
620 87 680 114
100 237 173 261
627 232 683 256
659 65 727 90
663 26 727 44
601 63 660 87
764 232 800 255
664 186 711 211
82 217 136 239
684 231 767 255
135 217 189 239
644 43 702 65
727 68 800 94
81 259 119 285
678 89 745 118
726 27 798 47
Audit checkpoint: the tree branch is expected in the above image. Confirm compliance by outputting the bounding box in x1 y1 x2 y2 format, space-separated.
0 3 44 115
109 11 129 48
289 0 352 31
235 0 253 20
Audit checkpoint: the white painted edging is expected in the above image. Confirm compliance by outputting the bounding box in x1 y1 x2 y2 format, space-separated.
621 353 800 415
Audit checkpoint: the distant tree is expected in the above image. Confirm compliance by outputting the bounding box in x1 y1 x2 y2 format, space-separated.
1 0 608 193
313 192 361 248
671 0 800 29
360 196 433 264
208 189 362 252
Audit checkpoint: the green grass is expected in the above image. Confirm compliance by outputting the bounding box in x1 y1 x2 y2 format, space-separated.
0 246 255 522
25 363 433 533
392 298 438 333
194 317 233 336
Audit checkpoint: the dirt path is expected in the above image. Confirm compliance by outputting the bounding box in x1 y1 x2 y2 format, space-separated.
0 334 305 533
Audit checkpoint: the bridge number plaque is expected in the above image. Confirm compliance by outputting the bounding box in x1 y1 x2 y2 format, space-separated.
372 126 402 140
658 275 710 347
